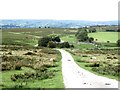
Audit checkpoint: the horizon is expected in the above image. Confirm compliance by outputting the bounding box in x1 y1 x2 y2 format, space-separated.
1 19 118 22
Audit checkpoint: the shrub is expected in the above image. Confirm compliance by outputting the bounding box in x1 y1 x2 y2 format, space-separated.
56 43 64 48
11 70 55 81
36 70 55 80
15 62 22 70
47 41 56 48
2 55 23 62
24 52 36 55
92 64 120 76
8 51 12 55
107 41 110 43
56 42 71 48
113 56 117 59
2 55 8 62
82 55 88 57
85 63 100 67
2 62 12 71
70 44 74 48
63 42 70 48
107 56 113 59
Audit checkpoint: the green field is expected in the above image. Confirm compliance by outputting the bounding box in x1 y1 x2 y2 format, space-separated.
61 32 119 49
62 32 119 43
88 32 119 43
2 31 38 46
61 35 76 43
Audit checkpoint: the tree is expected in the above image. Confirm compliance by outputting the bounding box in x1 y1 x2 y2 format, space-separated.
38 37 52 47
117 39 120 47
76 29 89 42
48 34 61 42
88 37 94 43
107 41 110 43
52 36 61 42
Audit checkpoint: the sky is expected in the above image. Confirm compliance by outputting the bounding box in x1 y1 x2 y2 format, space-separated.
0 0 119 21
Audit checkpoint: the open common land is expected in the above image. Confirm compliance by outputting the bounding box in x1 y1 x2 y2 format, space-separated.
1 25 120 88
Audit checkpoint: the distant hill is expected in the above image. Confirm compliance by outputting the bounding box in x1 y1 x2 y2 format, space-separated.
0 20 118 29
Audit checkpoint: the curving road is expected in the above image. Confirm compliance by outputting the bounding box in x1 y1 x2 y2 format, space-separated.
57 49 119 89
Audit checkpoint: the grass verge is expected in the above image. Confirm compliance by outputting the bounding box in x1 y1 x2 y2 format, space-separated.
71 54 119 81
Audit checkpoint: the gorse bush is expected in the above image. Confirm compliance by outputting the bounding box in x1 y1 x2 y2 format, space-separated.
2 55 23 62
2 55 23 71
11 70 54 81
2 62 13 71
15 62 22 70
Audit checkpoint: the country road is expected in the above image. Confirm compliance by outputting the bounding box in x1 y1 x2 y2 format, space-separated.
57 49 119 89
